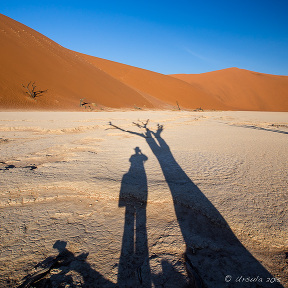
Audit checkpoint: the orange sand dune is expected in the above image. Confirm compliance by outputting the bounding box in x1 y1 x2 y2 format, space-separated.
0 14 287 111
0 14 154 110
78 53 230 110
171 68 288 111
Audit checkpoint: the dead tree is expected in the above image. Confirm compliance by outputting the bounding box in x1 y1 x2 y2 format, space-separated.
22 82 47 99
80 98 91 109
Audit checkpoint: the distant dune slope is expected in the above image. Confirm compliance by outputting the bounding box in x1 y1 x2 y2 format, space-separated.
0 14 287 111
78 53 230 110
0 14 154 110
171 68 288 111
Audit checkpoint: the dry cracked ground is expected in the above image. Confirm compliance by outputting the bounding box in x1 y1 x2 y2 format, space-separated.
0 111 287 287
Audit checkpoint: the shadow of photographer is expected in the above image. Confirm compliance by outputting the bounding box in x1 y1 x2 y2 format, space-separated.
117 147 152 287
17 240 115 288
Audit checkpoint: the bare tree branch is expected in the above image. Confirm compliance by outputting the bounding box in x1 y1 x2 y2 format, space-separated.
22 82 47 99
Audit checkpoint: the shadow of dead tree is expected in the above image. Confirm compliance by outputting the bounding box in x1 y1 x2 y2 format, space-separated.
108 120 284 288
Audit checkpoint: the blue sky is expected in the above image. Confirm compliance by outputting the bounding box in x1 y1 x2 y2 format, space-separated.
2 0 288 75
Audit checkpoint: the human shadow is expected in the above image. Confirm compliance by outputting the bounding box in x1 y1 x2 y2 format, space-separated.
17 240 115 288
109 121 284 288
117 147 152 287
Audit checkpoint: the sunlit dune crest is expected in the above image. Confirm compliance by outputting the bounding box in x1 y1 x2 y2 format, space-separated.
171 68 288 112
79 53 230 110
